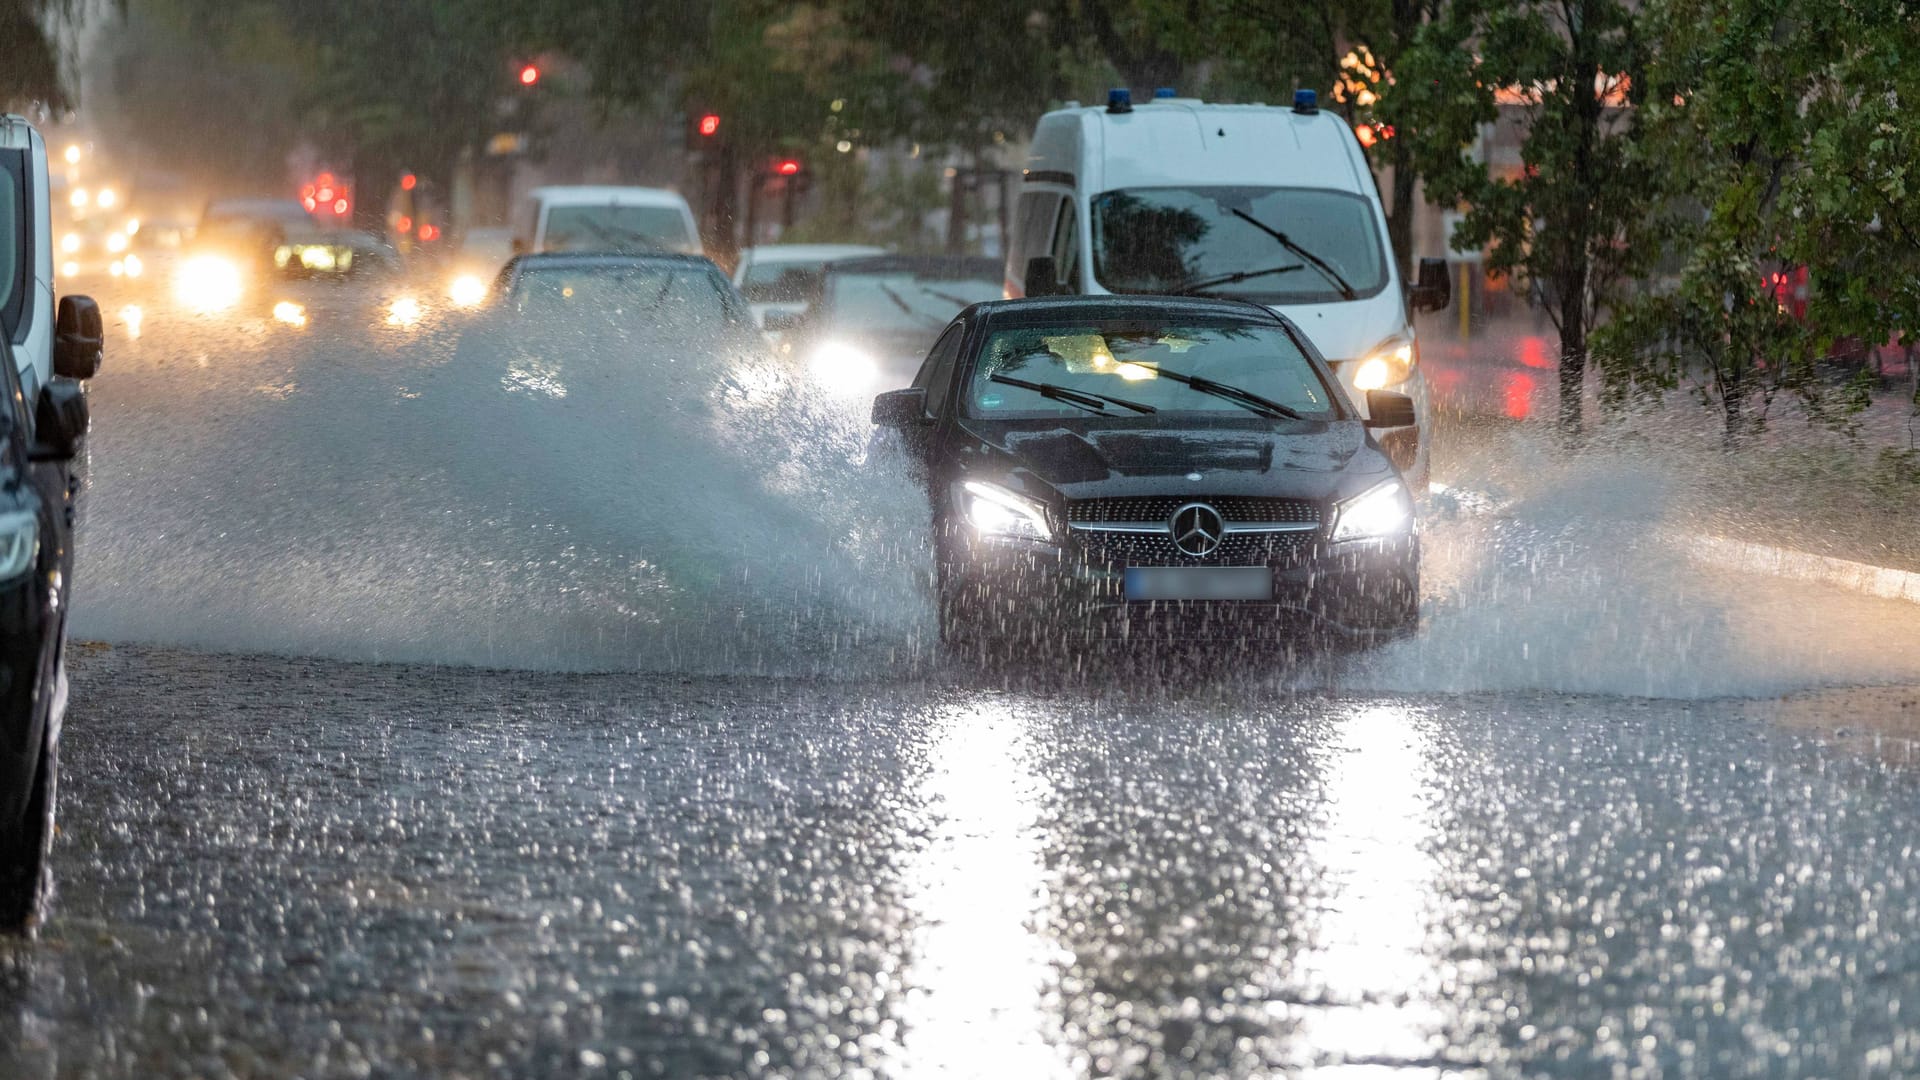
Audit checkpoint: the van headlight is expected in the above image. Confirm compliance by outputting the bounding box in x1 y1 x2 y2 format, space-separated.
0 511 40 582
957 480 1052 541
1352 336 1416 391
1331 479 1413 542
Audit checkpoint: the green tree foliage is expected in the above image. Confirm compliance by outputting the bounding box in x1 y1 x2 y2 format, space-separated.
1 0 86 110
1397 0 1650 437
1598 0 1919 441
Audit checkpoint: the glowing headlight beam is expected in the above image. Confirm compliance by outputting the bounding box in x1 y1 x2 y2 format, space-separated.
174 255 244 314
1331 479 1414 542
960 480 1053 541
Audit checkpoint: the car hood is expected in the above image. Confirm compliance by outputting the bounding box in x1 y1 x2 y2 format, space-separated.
954 417 1389 503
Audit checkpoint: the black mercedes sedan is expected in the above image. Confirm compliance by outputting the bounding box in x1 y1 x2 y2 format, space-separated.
872 295 1419 652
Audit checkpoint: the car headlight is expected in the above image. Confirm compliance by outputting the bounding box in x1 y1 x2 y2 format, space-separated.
1331 479 1414 542
808 341 880 396
448 274 488 308
957 480 1053 542
1352 336 1417 391
175 255 244 313
0 510 40 582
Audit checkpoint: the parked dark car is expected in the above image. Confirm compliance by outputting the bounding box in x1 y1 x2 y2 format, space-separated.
871 295 1419 653
0 295 100 931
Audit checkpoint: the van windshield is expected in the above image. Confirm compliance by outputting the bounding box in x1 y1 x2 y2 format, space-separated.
543 205 696 255
1090 186 1387 304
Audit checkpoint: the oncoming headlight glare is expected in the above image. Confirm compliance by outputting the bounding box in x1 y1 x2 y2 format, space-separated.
808 341 880 396
1332 479 1414 542
448 274 488 308
959 480 1052 541
1353 338 1416 391
175 255 244 313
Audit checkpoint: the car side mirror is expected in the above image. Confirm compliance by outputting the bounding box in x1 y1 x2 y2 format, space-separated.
1023 256 1064 298
1363 389 1417 429
30 382 89 462
1409 257 1451 313
54 295 103 380
762 310 805 333
872 387 929 428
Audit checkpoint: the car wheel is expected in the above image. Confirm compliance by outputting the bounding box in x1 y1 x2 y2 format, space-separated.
0 723 57 934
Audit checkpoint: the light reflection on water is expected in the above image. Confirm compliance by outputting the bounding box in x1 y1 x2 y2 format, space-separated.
894 702 1076 1078
1289 702 1447 1074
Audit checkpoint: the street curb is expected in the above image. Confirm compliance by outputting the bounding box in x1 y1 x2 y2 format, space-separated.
1668 531 1920 606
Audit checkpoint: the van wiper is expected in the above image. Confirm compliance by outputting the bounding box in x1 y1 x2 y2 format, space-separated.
1147 365 1305 420
989 373 1157 415
1171 262 1305 296
1229 208 1357 300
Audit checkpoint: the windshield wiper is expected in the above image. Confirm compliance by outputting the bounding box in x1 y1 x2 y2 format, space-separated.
1229 208 1357 301
1147 365 1305 420
1171 262 1305 296
989 373 1157 415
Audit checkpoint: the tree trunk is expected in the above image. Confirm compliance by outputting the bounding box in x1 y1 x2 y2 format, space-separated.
1558 262 1588 441
1387 147 1418 281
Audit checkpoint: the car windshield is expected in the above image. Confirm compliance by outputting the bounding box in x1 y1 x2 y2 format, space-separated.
509 263 742 324
543 205 694 254
1091 186 1387 303
966 319 1338 419
819 272 1002 334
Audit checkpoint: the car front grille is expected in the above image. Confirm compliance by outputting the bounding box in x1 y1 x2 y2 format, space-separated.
1064 495 1323 567
1064 496 1321 526
1071 530 1315 566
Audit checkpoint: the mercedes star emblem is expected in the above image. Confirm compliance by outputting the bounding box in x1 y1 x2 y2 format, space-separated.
1170 502 1225 558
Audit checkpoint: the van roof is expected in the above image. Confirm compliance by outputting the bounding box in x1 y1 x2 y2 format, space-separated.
1028 100 1373 194
529 185 690 208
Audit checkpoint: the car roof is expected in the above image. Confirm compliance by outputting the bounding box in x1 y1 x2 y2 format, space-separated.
969 293 1288 325
530 186 690 208
824 254 1002 280
204 198 312 222
508 252 723 272
739 244 887 264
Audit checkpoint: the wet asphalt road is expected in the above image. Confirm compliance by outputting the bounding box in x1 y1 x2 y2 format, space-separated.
5 288 1920 1076
10 648 1920 1077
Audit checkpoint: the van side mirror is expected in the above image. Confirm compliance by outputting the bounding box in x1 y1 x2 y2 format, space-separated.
872 387 929 428
1023 256 1064 298
1409 257 1451 313
54 295 103 380
1363 390 1417 429
30 382 89 462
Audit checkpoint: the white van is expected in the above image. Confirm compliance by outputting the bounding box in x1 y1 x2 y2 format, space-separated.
513 186 702 257
1006 90 1450 485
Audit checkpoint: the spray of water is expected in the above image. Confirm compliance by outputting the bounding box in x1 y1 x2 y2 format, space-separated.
1353 422 1920 699
75 308 936 675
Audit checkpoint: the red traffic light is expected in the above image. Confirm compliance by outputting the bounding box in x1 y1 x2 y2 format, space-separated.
400 173 417 192
418 223 440 242
776 159 801 176
698 113 721 138
519 64 540 87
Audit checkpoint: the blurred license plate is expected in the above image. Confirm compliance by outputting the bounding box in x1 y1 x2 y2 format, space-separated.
1124 567 1273 602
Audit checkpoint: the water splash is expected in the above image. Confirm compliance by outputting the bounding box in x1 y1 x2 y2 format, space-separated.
75 309 936 674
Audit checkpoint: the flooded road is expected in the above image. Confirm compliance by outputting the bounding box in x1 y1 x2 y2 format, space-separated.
7 645 1920 1077
7 297 1920 1076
